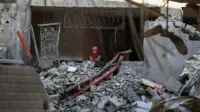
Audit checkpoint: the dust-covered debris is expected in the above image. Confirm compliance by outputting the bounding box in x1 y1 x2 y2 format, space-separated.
58 62 149 112
41 59 199 112
40 60 101 96
40 61 151 112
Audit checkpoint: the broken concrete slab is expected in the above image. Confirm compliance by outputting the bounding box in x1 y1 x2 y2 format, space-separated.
80 108 91 112
141 79 156 88
131 108 150 112
77 95 88 101
108 96 123 109
134 101 152 110
164 77 183 93
146 87 161 100
97 96 108 109
67 66 77 72
118 61 145 74
106 105 116 112
40 59 148 111
49 94 60 102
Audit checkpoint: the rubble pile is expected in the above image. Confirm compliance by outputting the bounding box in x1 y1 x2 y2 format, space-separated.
39 60 101 95
179 53 200 96
56 62 150 112
39 57 200 112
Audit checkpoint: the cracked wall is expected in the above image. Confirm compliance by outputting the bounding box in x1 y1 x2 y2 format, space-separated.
0 1 31 63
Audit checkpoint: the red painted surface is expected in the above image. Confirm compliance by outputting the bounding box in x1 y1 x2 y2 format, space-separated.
17 31 32 60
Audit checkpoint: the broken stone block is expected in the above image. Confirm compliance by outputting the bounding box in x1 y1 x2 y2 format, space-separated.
77 95 88 101
49 102 57 112
91 108 106 112
108 96 123 109
146 87 161 100
47 68 60 75
131 107 149 112
97 101 106 109
141 79 156 88
97 96 108 109
67 66 77 72
49 94 60 102
106 105 116 112
80 109 91 112
134 101 152 110
92 97 100 106
90 85 97 92
127 87 135 102
164 77 183 93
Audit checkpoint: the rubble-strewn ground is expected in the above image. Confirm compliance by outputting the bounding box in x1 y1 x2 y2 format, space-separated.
40 61 101 95
40 57 200 112
62 64 146 112
40 61 153 112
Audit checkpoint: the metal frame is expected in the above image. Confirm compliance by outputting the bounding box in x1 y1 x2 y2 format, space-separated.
38 23 61 68
63 8 125 29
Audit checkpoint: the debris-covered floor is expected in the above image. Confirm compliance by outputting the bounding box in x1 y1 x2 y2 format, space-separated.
39 59 169 112
40 60 149 112
39 51 200 112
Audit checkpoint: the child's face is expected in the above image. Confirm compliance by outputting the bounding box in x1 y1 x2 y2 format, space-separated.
92 50 97 54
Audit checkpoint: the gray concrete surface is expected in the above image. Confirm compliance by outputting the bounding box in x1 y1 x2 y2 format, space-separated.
0 65 49 111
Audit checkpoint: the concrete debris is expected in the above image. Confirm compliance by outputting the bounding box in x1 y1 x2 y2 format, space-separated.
134 101 152 110
108 96 124 109
132 108 150 112
40 61 153 111
106 105 116 112
178 53 200 95
164 77 183 94
39 60 101 95
174 20 200 40
49 94 60 102
97 96 108 109
118 61 144 74
40 58 199 112
67 66 77 72
141 79 156 88
77 95 88 101
146 87 161 100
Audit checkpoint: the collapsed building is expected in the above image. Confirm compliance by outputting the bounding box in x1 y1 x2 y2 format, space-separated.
0 0 200 112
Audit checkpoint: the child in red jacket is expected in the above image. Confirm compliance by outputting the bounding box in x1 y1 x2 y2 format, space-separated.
90 46 101 61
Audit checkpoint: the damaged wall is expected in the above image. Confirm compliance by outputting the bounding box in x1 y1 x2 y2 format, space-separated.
0 2 31 63
144 18 200 84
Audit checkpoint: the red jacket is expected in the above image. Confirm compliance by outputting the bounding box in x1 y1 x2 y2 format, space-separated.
92 53 100 61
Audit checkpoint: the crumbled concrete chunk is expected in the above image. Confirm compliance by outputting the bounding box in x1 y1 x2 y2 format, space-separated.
97 96 108 109
108 96 123 109
49 94 60 101
40 61 147 111
134 101 152 110
141 79 156 88
164 77 183 93
77 95 88 101
106 105 116 112
131 107 150 112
